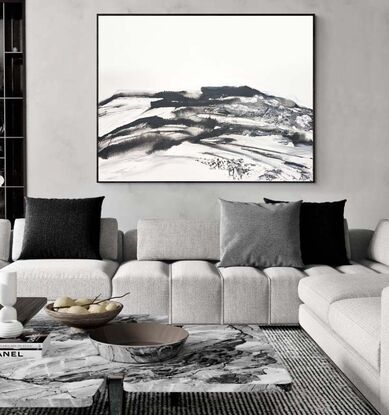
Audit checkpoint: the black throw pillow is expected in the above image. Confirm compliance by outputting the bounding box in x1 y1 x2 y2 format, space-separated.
20 197 104 259
264 198 349 266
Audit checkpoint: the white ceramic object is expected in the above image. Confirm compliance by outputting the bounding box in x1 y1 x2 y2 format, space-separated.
0 272 17 306
0 320 23 338
0 305 16 322
0 272 23 337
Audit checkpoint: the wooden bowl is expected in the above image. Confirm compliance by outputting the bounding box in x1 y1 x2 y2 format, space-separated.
87 322 189 363
44 302 123 329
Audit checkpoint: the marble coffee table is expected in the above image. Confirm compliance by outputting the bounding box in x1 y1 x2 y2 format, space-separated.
0 313 292 413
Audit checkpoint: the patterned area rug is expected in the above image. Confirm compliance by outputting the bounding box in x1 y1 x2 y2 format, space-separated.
0 327 377 415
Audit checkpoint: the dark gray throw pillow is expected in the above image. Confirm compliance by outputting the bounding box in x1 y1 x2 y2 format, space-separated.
218 199 303 268
20 197 104 260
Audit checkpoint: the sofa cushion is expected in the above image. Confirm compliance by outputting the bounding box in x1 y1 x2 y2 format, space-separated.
123 229 137 261
2 259 118 299
218 199 303 268
368 219 389 266
12 218 118 261
99 218 119 260
218 267 269 324
299 273 389 323
303 265 340 276
264 198 349 266
349 229 374 261
359 259 389 274
137 220 219 261
262 267 307 324
328 297 380 370
112 260 169 315
19 197 104 260
304 262 379 277
335 263 377 274
171 261 222 324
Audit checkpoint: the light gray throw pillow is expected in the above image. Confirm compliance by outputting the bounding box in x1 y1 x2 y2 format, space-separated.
218 199 303 268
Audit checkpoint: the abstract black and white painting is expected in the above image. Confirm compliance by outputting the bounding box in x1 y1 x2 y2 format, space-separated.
97 15 314 182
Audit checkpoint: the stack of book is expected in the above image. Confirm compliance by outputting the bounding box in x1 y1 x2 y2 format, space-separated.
0 330 50 358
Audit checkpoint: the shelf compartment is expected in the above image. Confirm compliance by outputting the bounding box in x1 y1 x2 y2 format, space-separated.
5 53 23 97
0 157 4 181
5 137 23 186
5 98 23 137
0 6 3 97
4 3 23 53
0 100 4 137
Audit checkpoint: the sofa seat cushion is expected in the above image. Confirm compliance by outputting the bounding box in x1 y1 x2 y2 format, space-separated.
335 263 376 274
303 262 377 277
262 267 307 324
3 259 118 299
359 259 389 274
171 260 222 324
303 265 340 276
112 260 169 315
328 297 381 370
218 267 269 324
298 273 389 323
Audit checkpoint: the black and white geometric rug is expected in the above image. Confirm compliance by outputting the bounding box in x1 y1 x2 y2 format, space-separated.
0 327 378 415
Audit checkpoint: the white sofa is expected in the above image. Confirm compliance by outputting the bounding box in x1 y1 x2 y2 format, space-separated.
1 216 389 411
298 219 389 414
0 217 385 326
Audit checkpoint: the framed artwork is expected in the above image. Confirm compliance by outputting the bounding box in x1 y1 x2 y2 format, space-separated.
97 14 315 183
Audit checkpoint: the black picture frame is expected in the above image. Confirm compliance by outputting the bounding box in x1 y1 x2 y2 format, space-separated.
96 13 316 184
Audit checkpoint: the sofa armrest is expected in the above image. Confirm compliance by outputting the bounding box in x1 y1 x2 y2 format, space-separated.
349 229 374 261
381 287 389 414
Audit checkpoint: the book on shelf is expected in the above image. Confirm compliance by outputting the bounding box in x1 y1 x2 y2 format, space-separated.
0 330 50 358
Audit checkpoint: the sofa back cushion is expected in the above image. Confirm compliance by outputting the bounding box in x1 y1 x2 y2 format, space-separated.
368 219 389 266
12 218 118 261
137 219 219 261
218 199 304 268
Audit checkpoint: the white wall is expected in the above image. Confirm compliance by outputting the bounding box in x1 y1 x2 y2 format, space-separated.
26 0 389 230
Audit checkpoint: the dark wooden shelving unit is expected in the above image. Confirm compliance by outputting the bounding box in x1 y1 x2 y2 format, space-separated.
0 0 25 224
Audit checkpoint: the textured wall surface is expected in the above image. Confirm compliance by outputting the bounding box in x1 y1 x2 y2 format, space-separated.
26 0 389 231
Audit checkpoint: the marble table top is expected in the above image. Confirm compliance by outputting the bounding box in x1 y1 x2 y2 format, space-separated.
0 313 292 408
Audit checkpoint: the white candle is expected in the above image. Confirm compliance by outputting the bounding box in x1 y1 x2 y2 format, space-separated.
0 272 17 306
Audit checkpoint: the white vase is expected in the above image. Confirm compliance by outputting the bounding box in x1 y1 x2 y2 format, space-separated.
0 272 17 306
0 320 23 338
0 272 23 338
0 305 16 321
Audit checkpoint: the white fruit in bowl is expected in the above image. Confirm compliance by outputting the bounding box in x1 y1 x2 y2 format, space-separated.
67 305 89 315
54 296 75 308
99 300 109 307
88 304 106 314
105 302 119 312
75 298 92 307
